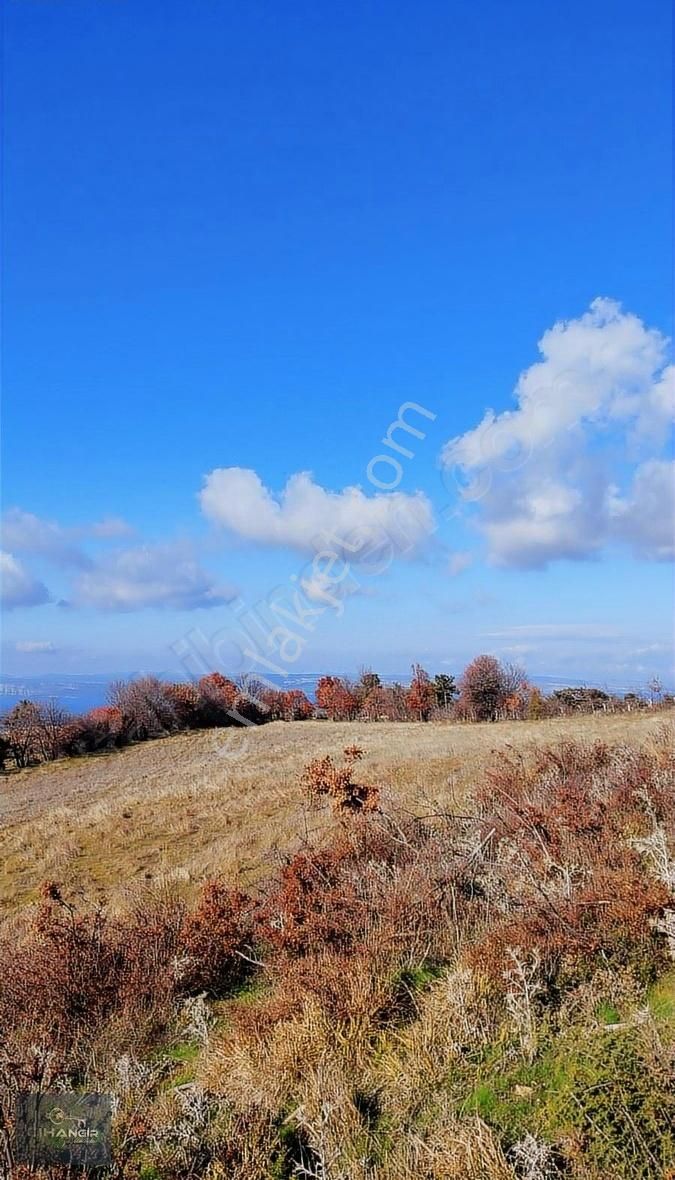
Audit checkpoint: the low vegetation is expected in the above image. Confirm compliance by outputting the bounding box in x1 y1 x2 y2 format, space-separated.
1 722 673 1178
1 659 671 773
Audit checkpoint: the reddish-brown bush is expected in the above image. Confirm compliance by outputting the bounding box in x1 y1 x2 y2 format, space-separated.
197 671 238 724
66 704 125 753
456 654 509 721
0 882 189 1086
279 689 314 721
108 676 179 741
163 681 203 727
471 738 674 986
258 843 371 958
179 880 256 994
302 745 380 812
1 701 69 767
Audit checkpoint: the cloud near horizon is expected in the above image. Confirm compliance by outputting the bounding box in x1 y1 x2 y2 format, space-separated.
442 298 674 568
72 542 238 612
15 640 57 653
200 468 435 561
0 551 51 610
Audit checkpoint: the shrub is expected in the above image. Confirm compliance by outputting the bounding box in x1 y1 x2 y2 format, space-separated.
2 701 44 767
353 668 382 708
108 677 179 741
457 655 508 721
526 686 546 720
68 704 125 753
179 880 256 995
258 845 371 958
163 681 203 728
302 745 379 812
279 689 314 721
472 739 674 986
0 884 184 1076
197 671 238 725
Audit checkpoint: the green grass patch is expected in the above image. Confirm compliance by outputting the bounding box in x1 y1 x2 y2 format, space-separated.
647 968 675 1029
455 1018 674 1178
165 1039 200 1065
595 999 621 1025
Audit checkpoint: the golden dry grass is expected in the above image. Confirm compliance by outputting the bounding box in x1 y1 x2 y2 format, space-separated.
1 709 671 918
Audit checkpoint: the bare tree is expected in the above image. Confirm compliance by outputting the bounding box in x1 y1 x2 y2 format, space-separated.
108 677 178 741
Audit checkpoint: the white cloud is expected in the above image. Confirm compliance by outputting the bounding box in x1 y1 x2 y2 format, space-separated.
72 542 238 611
15 640 57 654
2 508 90 568
447 551 473 577
0 551 51 609
299 570 369 606
608 459 675 561
200 468 434 561
1 508 135 566
484 623 622 640
442 299 674 567
90 516 134 539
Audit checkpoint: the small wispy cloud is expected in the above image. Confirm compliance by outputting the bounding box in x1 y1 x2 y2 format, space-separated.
447 551 473 577
15 640 57 654
483 623 622 641
90 516 135 539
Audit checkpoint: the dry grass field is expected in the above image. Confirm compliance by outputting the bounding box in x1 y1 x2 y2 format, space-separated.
1 709 674 1179
1 709 671 917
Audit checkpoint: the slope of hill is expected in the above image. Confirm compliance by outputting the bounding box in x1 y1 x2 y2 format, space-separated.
1 710 670 916
1 712 673 1179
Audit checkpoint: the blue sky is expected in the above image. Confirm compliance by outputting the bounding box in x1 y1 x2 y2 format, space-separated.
1 0 673 688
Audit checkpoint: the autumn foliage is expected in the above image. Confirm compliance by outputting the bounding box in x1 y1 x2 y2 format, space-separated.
1 655 670 773
315 675 358 719
302 744 380 812
0 727 673 1178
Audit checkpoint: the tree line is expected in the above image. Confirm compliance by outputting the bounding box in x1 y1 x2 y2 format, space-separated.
0 658 670 770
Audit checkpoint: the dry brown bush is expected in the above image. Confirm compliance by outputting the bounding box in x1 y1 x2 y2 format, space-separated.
302 743 380 811
1 725 673 1179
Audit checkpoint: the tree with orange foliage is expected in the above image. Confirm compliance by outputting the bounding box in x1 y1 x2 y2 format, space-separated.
316 676 357 720
198 672 237 708
197 672 238 724
163 682 202 727
406 663 435 720
361 684 391 720
457 654 507 721
279 689 314 721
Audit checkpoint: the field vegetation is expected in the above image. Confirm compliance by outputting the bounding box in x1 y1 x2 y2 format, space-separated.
1 658 670 775
0 708 673 1178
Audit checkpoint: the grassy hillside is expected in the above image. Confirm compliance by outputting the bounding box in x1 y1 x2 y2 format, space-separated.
0 712 673 1179
1 710 670 915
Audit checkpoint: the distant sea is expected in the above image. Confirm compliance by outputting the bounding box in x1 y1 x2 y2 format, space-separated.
0 671 666 716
